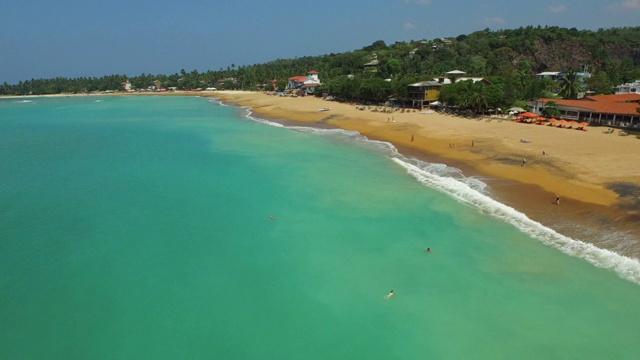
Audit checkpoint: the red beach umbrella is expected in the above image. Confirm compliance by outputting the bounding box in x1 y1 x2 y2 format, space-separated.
518 112 538 118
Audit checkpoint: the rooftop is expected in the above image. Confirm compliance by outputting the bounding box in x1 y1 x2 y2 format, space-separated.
541 94 640 115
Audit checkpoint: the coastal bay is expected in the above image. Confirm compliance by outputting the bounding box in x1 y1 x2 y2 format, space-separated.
3 95 640 359
211 91 640 259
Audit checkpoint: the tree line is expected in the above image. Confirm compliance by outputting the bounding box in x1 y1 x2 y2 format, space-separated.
2 26 639 113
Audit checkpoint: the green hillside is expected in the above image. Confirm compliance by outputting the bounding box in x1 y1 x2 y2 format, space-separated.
3 26 639 110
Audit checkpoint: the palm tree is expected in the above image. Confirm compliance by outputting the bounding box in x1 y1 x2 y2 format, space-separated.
558 69 584 99
459 81 488 114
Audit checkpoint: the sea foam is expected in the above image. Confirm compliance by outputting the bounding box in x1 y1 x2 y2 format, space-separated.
238 102 640 284
392 158 640 284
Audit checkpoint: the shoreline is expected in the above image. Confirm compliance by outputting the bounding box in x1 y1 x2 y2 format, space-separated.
5 91 640 258
209 91 640 259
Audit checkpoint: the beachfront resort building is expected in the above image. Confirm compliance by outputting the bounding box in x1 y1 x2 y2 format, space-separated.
408 80 444 108
287 70 321 95
531 93 640 128
408 70 490 108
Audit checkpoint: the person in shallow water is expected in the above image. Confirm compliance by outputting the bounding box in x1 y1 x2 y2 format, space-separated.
384 290 394 300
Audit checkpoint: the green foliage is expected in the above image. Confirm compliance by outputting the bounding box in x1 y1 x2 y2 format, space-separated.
540 101 560 117
2 26 639 107
357 78 392 102
558 69 585 99
439 80 503 114
587 71 614 95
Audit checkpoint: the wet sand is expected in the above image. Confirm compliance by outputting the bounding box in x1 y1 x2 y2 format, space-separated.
210 91 640 259
7 91 639 257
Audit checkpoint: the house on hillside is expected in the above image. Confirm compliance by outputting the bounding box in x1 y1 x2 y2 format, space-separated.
531 93 640 128
615 80 640 95
364 54 380 73
536 71 564 81
536 71 591 80
432 38 453 49
446 70 466 82
455 77 491 85
536 70 591 97
287 70 321 95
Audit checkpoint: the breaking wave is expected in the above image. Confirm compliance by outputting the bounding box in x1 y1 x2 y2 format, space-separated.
235 102 640 284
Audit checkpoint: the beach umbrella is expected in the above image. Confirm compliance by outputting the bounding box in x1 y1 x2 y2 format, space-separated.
580 121 589 126
508 107 526 113
549 118 558 122
518 112 538 118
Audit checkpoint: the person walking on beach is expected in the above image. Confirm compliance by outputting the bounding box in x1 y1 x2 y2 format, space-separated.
554 194 560 205
411 134 414 142
521 158 526 166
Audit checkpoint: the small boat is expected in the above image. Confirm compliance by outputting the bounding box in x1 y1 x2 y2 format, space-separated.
319 108 330 112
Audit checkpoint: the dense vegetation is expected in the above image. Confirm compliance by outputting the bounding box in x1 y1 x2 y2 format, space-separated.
3 26 640 112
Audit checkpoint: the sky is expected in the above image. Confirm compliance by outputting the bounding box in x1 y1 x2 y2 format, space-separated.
1 0 639 84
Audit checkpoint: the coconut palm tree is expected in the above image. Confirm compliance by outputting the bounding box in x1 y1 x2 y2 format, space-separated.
558 69 584 99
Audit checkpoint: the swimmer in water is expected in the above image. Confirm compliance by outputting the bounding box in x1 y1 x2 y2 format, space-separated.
384 290 394 300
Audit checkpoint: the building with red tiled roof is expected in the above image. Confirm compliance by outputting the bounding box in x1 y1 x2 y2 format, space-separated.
287 70 321 94
531 94 640 128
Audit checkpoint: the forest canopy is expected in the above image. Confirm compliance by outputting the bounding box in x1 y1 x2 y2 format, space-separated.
2 26 639 112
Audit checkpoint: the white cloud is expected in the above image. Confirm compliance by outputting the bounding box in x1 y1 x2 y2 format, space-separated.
608 0 640 11
482 17 507 26
622 0 640 8
404 22 416 30
405 0 432 5
548 4 567 13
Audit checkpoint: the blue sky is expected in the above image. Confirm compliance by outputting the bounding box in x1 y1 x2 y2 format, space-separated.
2 0 639 84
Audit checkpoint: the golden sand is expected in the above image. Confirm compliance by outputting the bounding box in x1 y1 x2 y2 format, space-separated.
8 91 640 255
212 91 640 206
207 91 640 259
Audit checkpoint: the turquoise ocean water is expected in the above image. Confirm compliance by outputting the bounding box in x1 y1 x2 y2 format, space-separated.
1 96 640 359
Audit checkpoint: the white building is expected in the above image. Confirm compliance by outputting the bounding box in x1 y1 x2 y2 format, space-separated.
536 71 591 81
287 70 321 94
614 80 640 95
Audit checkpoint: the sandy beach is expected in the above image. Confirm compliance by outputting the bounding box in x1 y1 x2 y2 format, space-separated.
5 91 640 257
207 91 640 257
